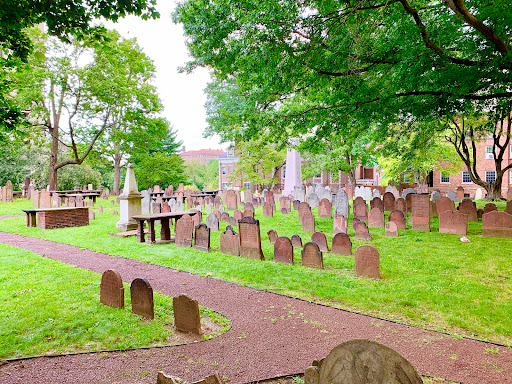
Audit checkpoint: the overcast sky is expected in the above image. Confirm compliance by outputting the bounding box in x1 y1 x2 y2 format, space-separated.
105 0 224 152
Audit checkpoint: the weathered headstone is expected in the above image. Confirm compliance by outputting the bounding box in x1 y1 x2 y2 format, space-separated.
368 207 385 228
353 199 368 221
291 234 303 248
383 192 396 212
98 205 103 213
220 225 240 256
459 199 478 222
100 270 124 308
173 295 201 335
307 192 320 208
40 190 51 208
274 236 293 264
298 202 311 224
395 197 406 215
431 190 441 202
279 197 291 214
333 213 348 234
331 232 352 255
333 189 349 218
238 217 264 260
301 242 323 269
292 199 300 210
482 211 512 238
130 278 154 319
474 188 483 200
436 196 455 215
484 203 498 214
370 197 383 212
194 224 211 252
318 198 332 218
302 210 315 233
221 211 230 223
243 209 254 218
234 209 243 222
446 190 458 202
311 231 329 252
456 186 465 200
439 210 468 235
4 180 12 202
355 244 381 279
175 214 194 248
88 209 95 220
388 210 406 230
385 221 399 237
267 229 278 244
294 186 305 202
355 221 371 240
410 194 430 232
262 201 274 218
206 213 220 232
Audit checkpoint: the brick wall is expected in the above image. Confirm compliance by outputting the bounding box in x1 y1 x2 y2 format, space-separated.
37 208 89 229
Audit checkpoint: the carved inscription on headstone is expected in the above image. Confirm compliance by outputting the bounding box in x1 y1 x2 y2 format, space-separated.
301 242 323 269
100 270 124 308
410 194 430 232
274 236 293 264
238 217 264 260
220 225 240 256
355 244 381 279
130 278 154 319
331 233 352 255
175 214 194 247
194 224 211 252
173 295 201 335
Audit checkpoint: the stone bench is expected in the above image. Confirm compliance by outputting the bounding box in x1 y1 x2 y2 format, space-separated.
132 211 198 244
22 207 89 229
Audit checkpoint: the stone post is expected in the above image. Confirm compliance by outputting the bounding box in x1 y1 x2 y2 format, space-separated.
116 164 143 231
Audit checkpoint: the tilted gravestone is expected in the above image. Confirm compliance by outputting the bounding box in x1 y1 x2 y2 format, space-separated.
355 244 381 279
267 229 278 244
89 210 95 220
100 270 124 309
206 213 219 232
194 224 211 252
383 192 396 212
302 210 315 233
40 190 51 208
439 210 468 235
274 236 293 264
175 214 194 248
291 234 303 248
388 210 406 230
173 295 201 335
304 339 423 384
482 210 512 238
311 231 329 252
355 221 371 240
436 196 455 215
318 198 332 218
301 242 324 269
220 225 240 256
98 205 103 213
333 213 348 234
410 194 430 232
262 202 274 218
385 221 399 237
238 217 264 260
130 278 154 319
331 233 352 255
368 207 384 228
459 199 478 222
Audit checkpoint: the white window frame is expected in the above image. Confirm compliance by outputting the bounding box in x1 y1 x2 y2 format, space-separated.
509 171 512 184
462 171 471 184
222 166 226 175
509 145 512 160
244 182 250 189
485 146 494 160
440 172 450 184
485 171 496 183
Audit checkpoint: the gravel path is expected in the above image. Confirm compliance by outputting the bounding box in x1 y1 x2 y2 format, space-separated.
0 232 511 384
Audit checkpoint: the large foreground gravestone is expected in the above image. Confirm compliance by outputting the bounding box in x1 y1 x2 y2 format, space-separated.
238 217 264 260
439 210 468 235
331 233 352 255
100 270 124 309
274 236 294 264
410 194 430 232
301 242 324 269
194 224 211 252
220 225 240 256
175 214 194 248
482 210 512 238
173 295 201 335
304 339 423 384
354 244 381 279
130 278 154 319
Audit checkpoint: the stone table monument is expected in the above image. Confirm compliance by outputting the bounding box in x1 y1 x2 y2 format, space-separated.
116 163 143 231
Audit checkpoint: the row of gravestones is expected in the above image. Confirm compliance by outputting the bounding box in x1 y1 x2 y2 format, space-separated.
32 190 95 209
99 270 202 335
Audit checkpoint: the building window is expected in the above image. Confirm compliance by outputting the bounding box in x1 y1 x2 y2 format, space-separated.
222 182 228 188
510 145 512 159
462 171 471 184
244 182 250 189
509 171 512 184
222 166 226 175
486 171 496 183
282 165 286 179
441 171 450 183
485 146 494 159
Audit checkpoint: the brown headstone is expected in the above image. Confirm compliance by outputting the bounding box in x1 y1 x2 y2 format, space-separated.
355 221 371 240
333 213 348 234
291 234 303 248
439 210 468 235
100 270 124 308
113 210 118 216
274 236 293 264
162 202 171 213
245 202 254 211
302 210 315 233
388 210 406 230
482 210 512 238
385 221 399 237
410 194 430 232
506 200 512 215
354 244 381 279
331 233 352 255
243 209 254 218
173 295 201 335
262 202 274 218
352 218 361 231
311 231 329 252
301 242 324 269
370 197 383 212
130 278 154 319
318 198 332 218
368 207 384 228
353 199 368 221
225 190 237 210
292 200 300 210
220 211 230 223
484 203 498 214
238 217 264 260
279 197 291 214
191 209 202 227
459 199 478 222
89 209 95 220
456 186 465 200
194 224 210 252
152 202 161 214
234 209 243 222
395 197 406 215
298 202 311 224
383 192 396 212
175 214 194 248
40 190 51 208
267 229 278 244
220 225 240 256
436 196 455 215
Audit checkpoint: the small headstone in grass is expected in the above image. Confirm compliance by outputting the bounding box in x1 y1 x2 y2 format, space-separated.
245 202 254 212
220 211 230 223
88 198 94 208
477 208 484 219
355 244 381 279
383 192 396 212
385 221 398 237
228 216 238 227
238 216 264 260
298 202 311 224
226 190 237 210
431 190 441 202
267 229 278 244
482 210 512 238
113 210 118 216
388 210 406 230
331 233 352 255
302 210 315 233
98 205 103 213
355 221 371 241
353 199 368 221
173 294 201 335
352 217 361 231
318 198 332 218
100 269 124 308
368 207 384 228
175 214 194 248
130 277 154 319
439 210 468 235
279 197 291 213
291 234 303 248
311 231 329 252
333 213 348 234
484 203 498 214
220 225 240 256
459 199 478 222
234 210 243 222
456 186 465 200
206 213 219 232
447 190 459 202
214 196 222 208
213 209 221 221
263 202 274 218
436 196 455 215
191 209 202 227
304 339 423 384
193 224 210 252
89 210 95 220
333 189 349 217
410 194 430 232
274 236 293 264
301 242 324 269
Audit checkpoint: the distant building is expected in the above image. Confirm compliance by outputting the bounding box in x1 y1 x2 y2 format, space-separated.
179 147 225 164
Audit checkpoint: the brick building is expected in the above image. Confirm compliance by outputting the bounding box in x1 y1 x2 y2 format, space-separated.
180 147 225 164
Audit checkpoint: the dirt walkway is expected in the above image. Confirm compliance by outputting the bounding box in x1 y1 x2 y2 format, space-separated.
0 232 511 384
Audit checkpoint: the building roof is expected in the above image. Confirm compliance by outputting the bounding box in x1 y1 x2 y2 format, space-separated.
180 149 225 157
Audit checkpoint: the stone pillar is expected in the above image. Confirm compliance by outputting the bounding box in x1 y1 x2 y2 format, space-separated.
282 138 303 196
116 164 143 231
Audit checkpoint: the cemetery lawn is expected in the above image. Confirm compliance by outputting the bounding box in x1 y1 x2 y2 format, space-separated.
0 243 230 359
1 198 511 347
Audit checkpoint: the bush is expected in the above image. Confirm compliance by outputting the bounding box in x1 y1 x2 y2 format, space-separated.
57 164 102 190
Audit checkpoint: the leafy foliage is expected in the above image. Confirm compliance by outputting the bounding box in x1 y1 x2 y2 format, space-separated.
56 164 102 190
134 152 187 190
184 159 219 190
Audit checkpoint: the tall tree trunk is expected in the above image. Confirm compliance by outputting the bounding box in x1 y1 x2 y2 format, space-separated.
48 125 59 190
113 147 122 195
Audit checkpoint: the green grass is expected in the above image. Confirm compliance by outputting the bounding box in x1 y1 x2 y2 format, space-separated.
0 242 230 359
1 197 511 347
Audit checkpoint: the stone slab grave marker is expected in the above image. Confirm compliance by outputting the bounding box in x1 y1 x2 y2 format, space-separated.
368 207 384 228
447 190 459 202
385 221 398 237
302 210 315 233
318 198 332 218
194 224 211 252
243 209 254 218
113 210 118 215
191 209 202 227
294 186 305 202
333 189 349 218
484 203 498 214
220 225 240 256
304 339 423 384
292 199 300 210
410 194 430 232
370 197 383 212
439 210 468 235
388 209 406 230
307 192 320 209
482 210 512 238
245 201 254 212
173 294 201 335
352 218 361 231
262 201 274 218
291 234 303 248
333 213 348 234
436 196 455 215
4 180 13 202
279 197 291 214
89 210 95 220
40 190 51 208
228 216 237 227
355 244 381 279
395 197 406 215
267 229 278 244
130 277 154 319
175 214 194 248
383 192 396 212
353 198 368 221
331 232 352 255
311 231 329 252
506 200 512 215
298 202 311 224
206 212 219 232
100 270 124 308
301 242 324 269
234 209 243 222
220 211 230 223
459 198 478 222
355 221 371 240
372 188 382 199
238 217 264 260
274 236 293 264
456 186 465 200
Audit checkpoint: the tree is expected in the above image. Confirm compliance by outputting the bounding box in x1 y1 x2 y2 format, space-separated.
134 152 187 190
0 0 159 131
184 159 219 190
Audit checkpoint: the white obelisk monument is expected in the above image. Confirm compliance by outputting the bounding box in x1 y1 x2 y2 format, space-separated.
116 163 143 231
282 138 303 196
